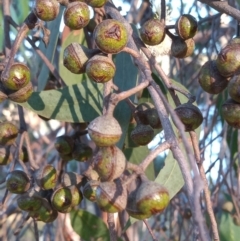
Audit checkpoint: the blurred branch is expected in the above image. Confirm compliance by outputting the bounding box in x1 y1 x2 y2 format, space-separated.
190 131 220 241
198 0 240 22
160 0 166 23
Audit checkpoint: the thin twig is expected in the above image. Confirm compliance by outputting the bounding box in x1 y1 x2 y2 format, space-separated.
24 132 39 170
14 214 30 236
33 218 39 241
160 0 166 23
107 213 117 241
143 219 158 241
190 131 220 241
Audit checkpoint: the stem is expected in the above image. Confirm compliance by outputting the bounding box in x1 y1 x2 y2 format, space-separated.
33 218 39 241
123 141 170 187
190 131 220 241
14 214 30 236
110 81 150 106
143 219 158 241
24 132 39 170
198 0 240 22
107 213 117 241
160 0 166 23
0 189 9 207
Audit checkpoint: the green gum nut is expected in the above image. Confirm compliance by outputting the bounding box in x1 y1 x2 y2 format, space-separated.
0 122 18 146
140 19 165 46
175 14 198 40
64 2 90 30
95 181 127 213
3 63 30 91
136 181 170 218
86 55 116 83
88 114 122 147
35 164 58 190
6 170 30 194
93 19 128 54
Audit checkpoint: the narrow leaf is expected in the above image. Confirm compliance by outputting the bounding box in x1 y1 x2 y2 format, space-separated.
113 52 138 149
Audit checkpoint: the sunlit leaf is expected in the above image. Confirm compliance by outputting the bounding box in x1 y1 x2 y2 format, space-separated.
37 6 64 91
18 81 103 122
155 146 184 199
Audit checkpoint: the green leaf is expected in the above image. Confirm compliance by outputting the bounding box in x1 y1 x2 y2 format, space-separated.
59 30 87 86
18 81 103 122
168 78 190 106
153 153 167 176
70 209 110 241
219 212 240 241
12 0 29 24
0 8 3 52
124 146 155 181
113 52 138 149
155 147 184 199
139 72 167 104
37 6 64 91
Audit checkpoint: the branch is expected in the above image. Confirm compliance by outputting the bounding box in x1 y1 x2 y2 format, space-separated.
190 131 220 241
107 213 118 241
104 4 213 240
198 0 240 22
160 0 166 23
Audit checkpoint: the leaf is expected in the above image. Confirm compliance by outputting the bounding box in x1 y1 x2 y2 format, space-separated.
37 6 64 91
59 29 87 86
70 209 110 241
154 147 184 199
0 8 3 52
124 146 155 181
14 0 30 24
139 72 167 104
113 52 138 149
18 81 103 122
219 212 240 241
153 153 167 176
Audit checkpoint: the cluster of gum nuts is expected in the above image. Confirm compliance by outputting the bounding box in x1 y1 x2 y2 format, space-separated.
0 0 211 224
199 37 240 129
0 117 170 223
